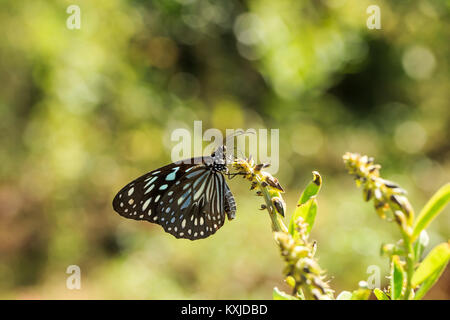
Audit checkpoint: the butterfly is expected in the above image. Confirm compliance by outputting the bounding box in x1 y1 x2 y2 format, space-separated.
112 145 237 240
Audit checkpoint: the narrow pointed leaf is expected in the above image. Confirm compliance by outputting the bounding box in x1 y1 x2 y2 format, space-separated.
289 198 317 237
390 256 405 300
412 242 450 287
297 171 322 205
289 172 321 237
412 183 450 241
414 263 448 300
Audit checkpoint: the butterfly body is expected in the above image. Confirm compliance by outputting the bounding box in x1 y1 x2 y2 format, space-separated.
113 146 236 240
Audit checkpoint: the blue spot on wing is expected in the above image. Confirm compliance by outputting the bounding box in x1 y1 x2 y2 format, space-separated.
181 193 191 210
165 167 180 181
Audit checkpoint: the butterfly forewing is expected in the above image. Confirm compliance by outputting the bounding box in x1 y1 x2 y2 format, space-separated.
112 160 201 222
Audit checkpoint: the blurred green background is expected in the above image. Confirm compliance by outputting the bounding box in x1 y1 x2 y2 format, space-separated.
0 0 449 299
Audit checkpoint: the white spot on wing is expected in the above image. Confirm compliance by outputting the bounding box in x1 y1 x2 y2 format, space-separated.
145 184 155 194
142 198 152 211
144 176 157 188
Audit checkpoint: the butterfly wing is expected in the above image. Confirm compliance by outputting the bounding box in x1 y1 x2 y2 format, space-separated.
157 168 229 240
113 157 234 240
112 159 202 222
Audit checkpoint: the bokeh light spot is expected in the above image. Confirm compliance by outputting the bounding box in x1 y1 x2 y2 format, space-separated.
402 46 436 80
394 121 427 154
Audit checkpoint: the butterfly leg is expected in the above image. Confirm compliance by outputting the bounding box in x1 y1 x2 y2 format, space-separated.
226 172 247 180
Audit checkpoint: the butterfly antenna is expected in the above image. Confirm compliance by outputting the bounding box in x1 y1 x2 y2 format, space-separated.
223 130 256 162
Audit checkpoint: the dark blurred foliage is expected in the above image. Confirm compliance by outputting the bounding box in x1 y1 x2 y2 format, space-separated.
0 0 449 299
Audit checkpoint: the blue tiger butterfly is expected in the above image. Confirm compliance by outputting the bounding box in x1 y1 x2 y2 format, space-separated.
113 144 237 240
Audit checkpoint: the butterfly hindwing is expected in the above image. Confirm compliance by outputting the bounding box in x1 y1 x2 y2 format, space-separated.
157 167 227 240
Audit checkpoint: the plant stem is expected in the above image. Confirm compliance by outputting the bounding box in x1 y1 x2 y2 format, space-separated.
343 153 419 299
400 228 414 299
254 174 288 233
233 159 332 300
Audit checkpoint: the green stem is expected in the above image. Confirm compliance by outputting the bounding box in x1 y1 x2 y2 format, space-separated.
254 174 288 233
400 229 415 299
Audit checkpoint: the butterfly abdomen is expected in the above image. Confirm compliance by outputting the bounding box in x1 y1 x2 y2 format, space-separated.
224 188 236 220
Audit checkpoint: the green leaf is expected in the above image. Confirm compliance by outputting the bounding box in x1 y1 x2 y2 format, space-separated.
413 230 429 263
297 171 322 206
273 287 298 300
412 183 450 242
390 256 405 300
373 288 390 300
289 172 321 237
336 291 352 300
412 242 450 288
289 198 317 237
350 288 371 300
414 263 447 300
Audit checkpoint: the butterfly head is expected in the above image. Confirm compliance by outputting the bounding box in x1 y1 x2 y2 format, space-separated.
208 145 228 172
